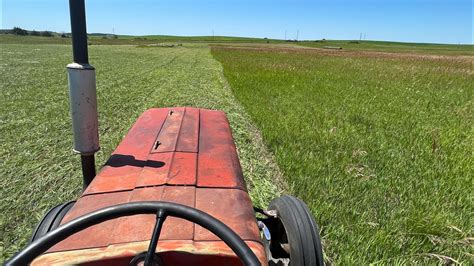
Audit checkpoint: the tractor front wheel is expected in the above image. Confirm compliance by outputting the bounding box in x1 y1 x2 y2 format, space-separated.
30 201 76 243
264 195 324 266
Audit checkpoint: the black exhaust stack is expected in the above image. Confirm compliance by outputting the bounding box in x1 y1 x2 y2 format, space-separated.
67 0 99 190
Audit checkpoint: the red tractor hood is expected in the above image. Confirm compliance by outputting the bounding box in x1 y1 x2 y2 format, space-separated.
33 107 266 265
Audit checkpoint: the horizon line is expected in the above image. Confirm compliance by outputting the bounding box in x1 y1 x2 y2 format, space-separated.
1 28 473 46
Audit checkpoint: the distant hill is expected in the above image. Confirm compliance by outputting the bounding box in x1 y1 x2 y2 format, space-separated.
1 28 472 49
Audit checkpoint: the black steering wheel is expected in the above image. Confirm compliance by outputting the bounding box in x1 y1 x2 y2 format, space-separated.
6 201 261 266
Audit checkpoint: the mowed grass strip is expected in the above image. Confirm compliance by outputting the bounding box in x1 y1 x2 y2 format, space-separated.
211 46 473 264
0 43 283 260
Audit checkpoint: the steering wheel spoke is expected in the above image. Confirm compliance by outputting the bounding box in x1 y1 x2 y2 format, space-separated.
144 209 167 266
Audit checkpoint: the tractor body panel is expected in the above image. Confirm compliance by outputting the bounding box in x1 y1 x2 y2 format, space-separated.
33 107 266 265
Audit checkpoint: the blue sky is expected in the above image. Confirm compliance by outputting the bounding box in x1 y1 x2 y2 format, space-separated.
1 0 472 44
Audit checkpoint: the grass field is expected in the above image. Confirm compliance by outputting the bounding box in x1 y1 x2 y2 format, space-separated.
0 33 283 45
1 35 473 264
297 40 474 56
211 46 473 264
0 43 283 261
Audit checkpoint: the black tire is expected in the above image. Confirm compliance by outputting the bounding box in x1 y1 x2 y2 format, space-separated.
268 195 324 266
30 201 75 243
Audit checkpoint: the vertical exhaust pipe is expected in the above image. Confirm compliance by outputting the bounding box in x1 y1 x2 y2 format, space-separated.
67 0 99 190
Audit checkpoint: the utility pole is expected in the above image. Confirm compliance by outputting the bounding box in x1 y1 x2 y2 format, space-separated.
284 30 287 40
212 29 214 41
359 32 362 41
296 30 299 41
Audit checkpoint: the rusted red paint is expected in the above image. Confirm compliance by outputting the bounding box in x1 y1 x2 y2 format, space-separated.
136 152 197 187
39 107 266 265
50 191 133 251
194 188 260 241
84 108 170 195
83 107 247 195
152 107 185 153
198 110 247 190
151 107 200 153
175 107 200 152
35 240 267 265
115 186 196 243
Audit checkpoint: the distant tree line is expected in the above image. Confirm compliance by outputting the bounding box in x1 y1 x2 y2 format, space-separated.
11 27 28 35
101 34 118 39
6 27 69 38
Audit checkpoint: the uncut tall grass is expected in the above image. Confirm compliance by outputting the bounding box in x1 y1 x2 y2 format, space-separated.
212 46 473 264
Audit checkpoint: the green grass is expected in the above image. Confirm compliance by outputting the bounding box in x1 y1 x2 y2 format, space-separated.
297 40 474 56
0 33 283 45
117 34 282 43
0 43 284 261
0 34 74 44
3 34 471 54
2 34 473 263
211 46 473 264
